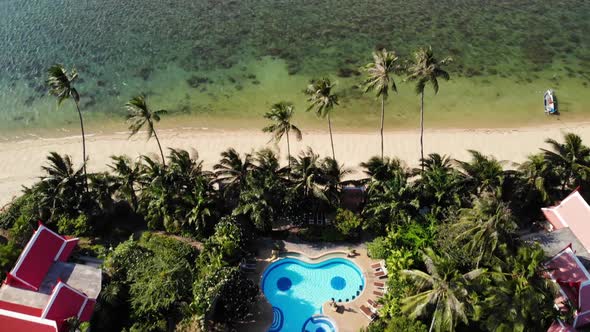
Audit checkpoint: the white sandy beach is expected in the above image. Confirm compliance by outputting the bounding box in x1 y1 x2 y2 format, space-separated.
2 123 590 207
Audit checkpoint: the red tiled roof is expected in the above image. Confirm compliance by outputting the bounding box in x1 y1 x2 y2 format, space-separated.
542 191 590 253
547 320 574 332
0 309 57 332
6 224 79 291
0 224 99 332
546 247 589 308
546 246 590 329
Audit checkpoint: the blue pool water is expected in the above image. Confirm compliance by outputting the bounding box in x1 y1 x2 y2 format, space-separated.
262 257 365 332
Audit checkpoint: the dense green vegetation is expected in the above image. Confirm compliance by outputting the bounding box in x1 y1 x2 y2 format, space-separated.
2 130 589 331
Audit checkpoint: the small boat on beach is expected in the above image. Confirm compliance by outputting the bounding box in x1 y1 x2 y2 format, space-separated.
544 89 558 114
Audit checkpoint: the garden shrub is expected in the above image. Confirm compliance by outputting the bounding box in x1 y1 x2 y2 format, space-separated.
0 241 20 280
367 236 389 259
192 267 258 330
0 191 39 229
57 214 91 237
334 208 363 239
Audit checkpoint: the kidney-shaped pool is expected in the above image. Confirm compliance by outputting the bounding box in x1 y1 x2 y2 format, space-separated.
261 257 365 332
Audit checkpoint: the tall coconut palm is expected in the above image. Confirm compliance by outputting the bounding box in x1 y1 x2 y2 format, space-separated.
262 102 302 171
517 153 557 204
125 94 168 166
406 47 452 171
456 150 506 195
452 194 517 267
541 132 590 192
38 152 87 217
47 64 88 189
305 78 339 159
416 153 464 214
479 245 556 331
289 148 326 202
402 248 484 332
363 170 417 231
320 157 351 207
109 155 141 211
362 48 399 159
360 156 406 183
213 148 253 199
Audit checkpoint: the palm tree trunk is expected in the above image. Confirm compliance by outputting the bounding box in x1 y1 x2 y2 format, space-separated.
286 130 291 177
74 101 88 191
420 90 425 173
152 127 166 167
130 188 138 212
380 94 385 159
561 168 572 193
328 113 335 160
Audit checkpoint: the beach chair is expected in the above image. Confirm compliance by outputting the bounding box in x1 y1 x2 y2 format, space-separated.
368 298 382 310
359 305 377 321
374 281 385 288
374 268 388 278
373 290 384 297
371 260 385 271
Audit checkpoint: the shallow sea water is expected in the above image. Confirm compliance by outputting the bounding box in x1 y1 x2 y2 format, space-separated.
0 0 589 136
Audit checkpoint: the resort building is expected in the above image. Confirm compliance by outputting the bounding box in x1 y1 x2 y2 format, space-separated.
527 190 590 330
0 224 101 332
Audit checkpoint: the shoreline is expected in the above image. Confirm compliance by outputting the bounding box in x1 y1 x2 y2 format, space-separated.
2 122 590 206
1 114 588 142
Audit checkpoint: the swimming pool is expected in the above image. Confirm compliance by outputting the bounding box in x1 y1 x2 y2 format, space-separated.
262 257 365 332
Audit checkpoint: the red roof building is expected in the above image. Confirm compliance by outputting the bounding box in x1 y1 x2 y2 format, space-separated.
0 224 102 332
545 246 590 329
542 190 590 253
541 190 590 331
547 320 575 332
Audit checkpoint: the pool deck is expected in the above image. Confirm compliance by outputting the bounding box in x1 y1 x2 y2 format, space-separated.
236 238 383 332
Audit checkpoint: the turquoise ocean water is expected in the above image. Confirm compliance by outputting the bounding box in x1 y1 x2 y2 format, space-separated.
1 0 589 137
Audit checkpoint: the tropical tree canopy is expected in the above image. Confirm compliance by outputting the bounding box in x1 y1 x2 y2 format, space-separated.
362 48 398 98
402 248 484 332
262 101 302 143
304 78 339 118
406 46 452 95
47 64 80 105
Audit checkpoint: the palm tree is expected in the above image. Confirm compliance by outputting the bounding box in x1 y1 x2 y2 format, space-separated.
47 64 88 189
38 152 87 217
320 157 351 207
109 155 141 211
362 48 399 159
452 194 517 267
541 132 590 192
262 102 302 171
305 78 339 159
290 148 327 202
360 156 406 182
406 47 452 171
518 153 557 204
456 150 507 196
402 248 483 332
125 94 168 166
416 153 464 214
233 149 289 233
363 169 417 232
479 245 557 331
213 148 253 199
